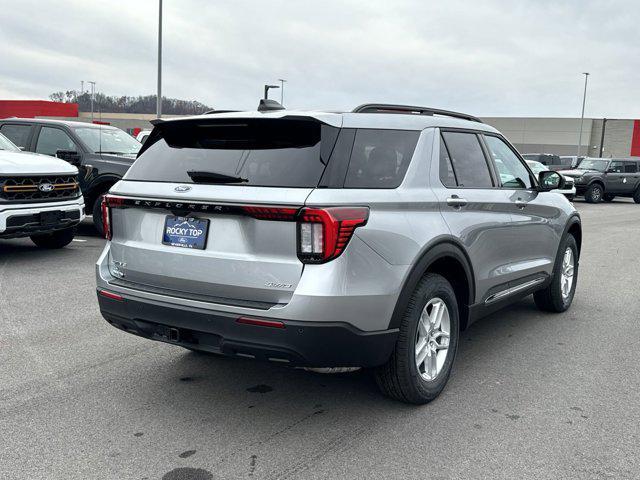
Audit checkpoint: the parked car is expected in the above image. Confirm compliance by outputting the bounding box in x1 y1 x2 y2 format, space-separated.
0 132 84 247
559 156 584 169
135 130 151 144
560 157 640 203
0 118 141 234
522 153 575 171
525 160 576 200
96 103 581 404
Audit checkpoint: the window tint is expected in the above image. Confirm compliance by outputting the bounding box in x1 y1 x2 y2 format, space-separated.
35 127 77 156
624 163 637 173
484 135 532 189
344 129 419 188
0 124 31 149
441 132 493 188
126 119 338 188
609 161 624 173
439 136 457 187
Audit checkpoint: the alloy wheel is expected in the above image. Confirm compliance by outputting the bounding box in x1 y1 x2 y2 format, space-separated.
415 298 451 381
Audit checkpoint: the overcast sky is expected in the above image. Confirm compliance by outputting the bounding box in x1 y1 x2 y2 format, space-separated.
1 0 639 117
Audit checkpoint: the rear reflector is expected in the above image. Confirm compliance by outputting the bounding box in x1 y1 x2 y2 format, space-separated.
98 289 124 301
236 316 285 329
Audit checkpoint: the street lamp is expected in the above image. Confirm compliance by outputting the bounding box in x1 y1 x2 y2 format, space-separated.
577 72 590 157
278 78 287 105
264 84 280 100
87 81 96 122
157 0 163 118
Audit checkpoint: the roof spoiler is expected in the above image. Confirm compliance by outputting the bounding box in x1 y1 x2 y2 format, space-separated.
352 103 483 123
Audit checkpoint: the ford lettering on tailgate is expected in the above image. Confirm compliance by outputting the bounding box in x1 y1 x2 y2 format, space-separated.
162 216 209 250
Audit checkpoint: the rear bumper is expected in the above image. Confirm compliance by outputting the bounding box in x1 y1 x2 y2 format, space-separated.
97 291 398 367
0 196 85 238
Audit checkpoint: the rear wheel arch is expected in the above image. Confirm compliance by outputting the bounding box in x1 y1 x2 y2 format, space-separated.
86 176 120 208
389 240 475 331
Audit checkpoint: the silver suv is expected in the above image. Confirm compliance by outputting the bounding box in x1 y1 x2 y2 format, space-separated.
95 103 581 404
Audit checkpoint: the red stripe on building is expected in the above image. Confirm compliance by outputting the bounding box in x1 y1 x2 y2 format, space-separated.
631 120 640 157
0 100 78 119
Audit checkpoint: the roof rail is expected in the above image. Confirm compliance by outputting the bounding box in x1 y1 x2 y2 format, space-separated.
352 103 483 123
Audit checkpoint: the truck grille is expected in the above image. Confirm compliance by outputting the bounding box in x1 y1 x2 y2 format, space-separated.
0 175 80 202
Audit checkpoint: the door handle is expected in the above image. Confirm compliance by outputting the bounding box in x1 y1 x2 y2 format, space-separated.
515 199 527 209
446 195 468 208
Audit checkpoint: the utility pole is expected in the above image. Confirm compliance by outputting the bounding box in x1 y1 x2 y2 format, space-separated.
88 81 96 122
278 78 287 105
577 72 590 157
156 0 163 118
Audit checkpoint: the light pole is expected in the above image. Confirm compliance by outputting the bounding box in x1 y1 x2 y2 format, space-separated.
264 84 279 100
156 0 163 118
577 72 590 157
88 81 96 122
278 78 287 105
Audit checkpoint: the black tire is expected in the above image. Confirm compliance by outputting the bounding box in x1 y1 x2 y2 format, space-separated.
603 194 615 202
375 273 459 404
30 227 75 249
92 194 106 236
565 194 575 202
634 189 640 204
584 183 604 203
534 234 578 313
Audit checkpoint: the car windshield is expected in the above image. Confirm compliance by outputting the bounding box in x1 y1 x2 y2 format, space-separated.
0 132 20 152
577 159 609 172
74 127 141 155
526 160 547 175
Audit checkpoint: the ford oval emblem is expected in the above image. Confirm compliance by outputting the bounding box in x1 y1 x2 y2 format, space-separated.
38 183 54 192
174 185 192 192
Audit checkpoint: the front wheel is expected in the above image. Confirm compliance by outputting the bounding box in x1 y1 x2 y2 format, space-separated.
30 227 75 249
534 235 578 312
375 273 459 404
585 184 603 203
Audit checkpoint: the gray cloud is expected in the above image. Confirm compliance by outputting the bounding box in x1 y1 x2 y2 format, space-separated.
1 0 639 117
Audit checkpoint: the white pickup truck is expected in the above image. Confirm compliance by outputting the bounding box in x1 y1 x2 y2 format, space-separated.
0 132 85 248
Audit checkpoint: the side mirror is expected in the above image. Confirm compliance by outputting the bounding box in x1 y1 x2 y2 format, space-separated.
55 149 81 166
538 171 565 191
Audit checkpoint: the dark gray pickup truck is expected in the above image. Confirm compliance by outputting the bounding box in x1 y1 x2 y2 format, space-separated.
0 118 141 233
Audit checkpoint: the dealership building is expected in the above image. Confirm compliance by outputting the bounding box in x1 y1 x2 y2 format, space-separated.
0 100 639 158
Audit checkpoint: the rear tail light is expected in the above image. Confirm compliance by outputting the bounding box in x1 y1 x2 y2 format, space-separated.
240 206 298 221
98 289 124 301
101 194 125 240
236 316 285 329
296 207 369 264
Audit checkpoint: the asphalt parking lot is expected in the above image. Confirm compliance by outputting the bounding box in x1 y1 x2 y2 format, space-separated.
1 199 639 480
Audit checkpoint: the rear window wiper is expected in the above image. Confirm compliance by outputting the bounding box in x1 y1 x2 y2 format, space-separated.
187 170 249 184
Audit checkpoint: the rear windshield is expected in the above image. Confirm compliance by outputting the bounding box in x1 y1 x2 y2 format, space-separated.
126 119 420 189
125 119 338 188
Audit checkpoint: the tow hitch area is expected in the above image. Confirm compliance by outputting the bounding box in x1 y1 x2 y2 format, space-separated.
169 328 180 342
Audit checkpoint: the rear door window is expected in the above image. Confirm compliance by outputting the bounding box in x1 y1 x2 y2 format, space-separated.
441 131 493 188
0 124 32 149
624 163 637 173
343 129 419 188
439 136 457 187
